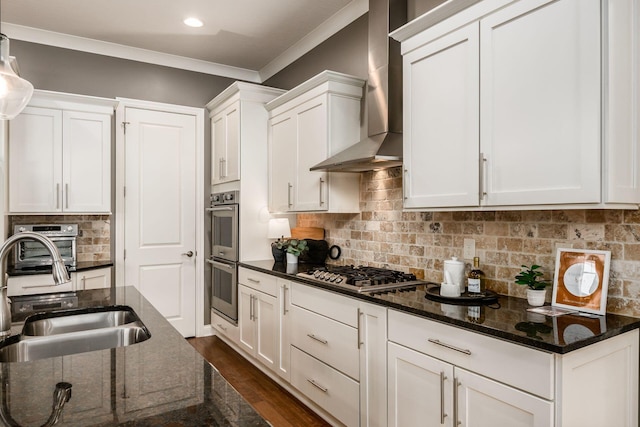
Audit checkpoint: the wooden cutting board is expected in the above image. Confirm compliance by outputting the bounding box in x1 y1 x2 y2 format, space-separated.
291 226 325 240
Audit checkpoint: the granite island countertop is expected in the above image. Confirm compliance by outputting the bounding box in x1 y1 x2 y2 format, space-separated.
241 260 640 354
2 286 270 427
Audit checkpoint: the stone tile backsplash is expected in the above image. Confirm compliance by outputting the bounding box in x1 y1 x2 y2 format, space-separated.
9 215 111 262
297 167 640 317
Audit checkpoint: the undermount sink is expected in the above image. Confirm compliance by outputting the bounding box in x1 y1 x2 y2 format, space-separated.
0 306 151 363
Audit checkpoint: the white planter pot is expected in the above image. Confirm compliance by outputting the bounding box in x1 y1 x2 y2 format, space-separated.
286 252 298 264
526 288 547 306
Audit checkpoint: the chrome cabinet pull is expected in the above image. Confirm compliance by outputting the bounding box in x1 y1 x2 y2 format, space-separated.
319 177 325 206
357 308 363 349
307 334 328 345
281 284 288 315
403 168 409 200
427 338 472 356
479 153 487 201
221 157 226 178
249 294 255 321
216 323 227 331
247 277 260 284
287 182 293 208
306 378 328 393
65 183 69 209
440 371 448 424
219 158 223 179
453 378 461 426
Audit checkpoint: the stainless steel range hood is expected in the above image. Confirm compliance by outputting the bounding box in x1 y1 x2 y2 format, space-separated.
310 0 406 172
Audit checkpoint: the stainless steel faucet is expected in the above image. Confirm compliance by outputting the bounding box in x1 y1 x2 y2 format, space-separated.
0 232 71 337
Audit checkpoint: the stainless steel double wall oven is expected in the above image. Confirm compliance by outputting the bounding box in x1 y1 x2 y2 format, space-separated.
206 191 239 323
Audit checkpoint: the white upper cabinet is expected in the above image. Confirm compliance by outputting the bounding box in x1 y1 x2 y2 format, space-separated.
267 71 365 213
393 0 640 210
207 82 284 186
9 91 115 214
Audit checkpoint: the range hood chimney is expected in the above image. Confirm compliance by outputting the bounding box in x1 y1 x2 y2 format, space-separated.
310 0 406 172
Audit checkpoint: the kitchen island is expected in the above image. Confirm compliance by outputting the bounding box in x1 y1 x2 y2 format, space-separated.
4 286 269 427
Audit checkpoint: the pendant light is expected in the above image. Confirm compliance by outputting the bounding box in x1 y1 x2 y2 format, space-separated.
0 1 33 120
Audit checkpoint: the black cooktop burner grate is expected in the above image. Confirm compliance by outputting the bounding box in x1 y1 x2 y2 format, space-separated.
298 265 424 293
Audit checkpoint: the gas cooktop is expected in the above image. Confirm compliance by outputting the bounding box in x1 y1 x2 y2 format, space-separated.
297 265 427 293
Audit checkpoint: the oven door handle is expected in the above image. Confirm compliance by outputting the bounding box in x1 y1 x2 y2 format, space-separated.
206 259 235 269
206 206 235 212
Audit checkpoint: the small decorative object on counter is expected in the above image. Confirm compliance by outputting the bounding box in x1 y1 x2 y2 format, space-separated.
440 270 461 297
284 239 308 264
515 264 550 307
467 256 484 294
443 256 465 294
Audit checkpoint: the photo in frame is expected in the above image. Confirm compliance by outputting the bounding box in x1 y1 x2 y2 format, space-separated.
551 248 611 315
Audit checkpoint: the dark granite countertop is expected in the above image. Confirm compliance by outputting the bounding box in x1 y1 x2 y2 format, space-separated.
3 287 269 427
240 260 640 354
8 260 114 276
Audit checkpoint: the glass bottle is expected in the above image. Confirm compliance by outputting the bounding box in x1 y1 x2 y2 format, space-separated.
467 257 484 294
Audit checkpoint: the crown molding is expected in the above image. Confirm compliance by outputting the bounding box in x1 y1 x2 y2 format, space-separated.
2 22 262 82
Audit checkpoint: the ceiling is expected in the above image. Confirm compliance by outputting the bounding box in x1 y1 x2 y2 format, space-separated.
0 0 368 82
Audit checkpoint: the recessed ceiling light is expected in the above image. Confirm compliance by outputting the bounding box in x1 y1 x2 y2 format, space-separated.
183 17 203 28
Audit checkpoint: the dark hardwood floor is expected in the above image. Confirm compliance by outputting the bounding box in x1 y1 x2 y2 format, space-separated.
188 335 330 427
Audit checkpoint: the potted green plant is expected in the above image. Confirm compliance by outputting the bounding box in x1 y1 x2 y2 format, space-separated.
515 264 550 306
285 239 308 264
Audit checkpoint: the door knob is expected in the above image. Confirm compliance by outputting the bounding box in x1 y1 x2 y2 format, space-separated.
182 251 194 257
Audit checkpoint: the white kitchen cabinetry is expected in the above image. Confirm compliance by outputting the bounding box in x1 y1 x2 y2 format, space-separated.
238 268 279 372
387 309 638 427
267 71 364 213
289 281 387 427
393 0 640 210
207 82 284 186
7 267 112 296
75 267 112 290
9 91 115 214
211 308 239 344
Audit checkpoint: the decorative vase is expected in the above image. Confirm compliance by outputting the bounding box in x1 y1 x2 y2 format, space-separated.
526 288 546 306
286 252 298 264
271 244 285 263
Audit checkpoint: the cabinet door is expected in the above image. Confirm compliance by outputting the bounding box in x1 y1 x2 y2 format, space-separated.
359 302 387 427
211 102 240 184
455 368 553 427
480 0 601 206
268 114 297 212
388 342 454 427
9 106 63 212
294 98 328 211
403 23 480 209
276 279 292 381
238 284 256 355
63 110 111 212
255 291 278 371
76 267 112 290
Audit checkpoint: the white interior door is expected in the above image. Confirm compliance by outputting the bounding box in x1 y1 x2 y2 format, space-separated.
123 107 197 337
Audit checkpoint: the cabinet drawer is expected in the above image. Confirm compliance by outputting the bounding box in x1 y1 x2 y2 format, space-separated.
388 309 554 400
211 309 239 344
291 347 359 427
7 274 75 297
290 305 359 380
238 268 277 297
290 281 357 327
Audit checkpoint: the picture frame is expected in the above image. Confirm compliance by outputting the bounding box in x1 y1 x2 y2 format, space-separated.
551 248 611 315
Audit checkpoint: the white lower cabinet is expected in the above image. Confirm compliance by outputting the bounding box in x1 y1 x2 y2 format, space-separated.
75 267 112 290
289 281 387 427
388 309 638 427
211 308 239 344
7 267 113 296
238 283 278 371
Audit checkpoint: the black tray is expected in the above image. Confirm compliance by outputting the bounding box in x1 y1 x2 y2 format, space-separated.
425 285 499 305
